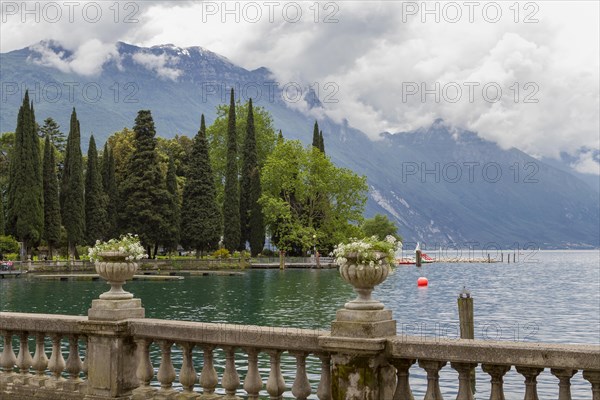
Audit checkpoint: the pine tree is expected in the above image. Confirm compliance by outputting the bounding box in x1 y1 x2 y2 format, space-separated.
312 121 320 149
239 99 265 255
85 135 108 245
60 108 85 258
119 110 169 257
101 142 118 238
222 89 241 251
180 115 221 256
278 130 284 141
161 156 180 252
40 117 66 153
6 91 44 254
42 135 61 258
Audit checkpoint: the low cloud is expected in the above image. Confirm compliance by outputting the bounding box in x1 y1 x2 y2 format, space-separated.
29 39 119 76
571 149 600 176
131 51 182 81
2 1 598 171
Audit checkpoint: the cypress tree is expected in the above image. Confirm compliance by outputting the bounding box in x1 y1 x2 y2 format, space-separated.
312 121 320 149
101 142 110 193
0 193 4 236
85 135 108 244
239 99 265 255
278 130 284 141
161 156 180 252
6 91 44 254
181 115 221 256
319 130 325 153
222 88 241 251
61 108 85 258
120 110 169 257
42 135 61 258
102 142 118 239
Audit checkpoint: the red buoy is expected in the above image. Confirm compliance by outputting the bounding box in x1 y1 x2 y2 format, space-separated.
417 277 429 287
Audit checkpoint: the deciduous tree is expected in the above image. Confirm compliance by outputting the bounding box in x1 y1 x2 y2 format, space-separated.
361 214 401 241
260 139 367 255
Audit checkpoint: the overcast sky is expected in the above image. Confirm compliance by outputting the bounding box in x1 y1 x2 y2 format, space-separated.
1 1 599 174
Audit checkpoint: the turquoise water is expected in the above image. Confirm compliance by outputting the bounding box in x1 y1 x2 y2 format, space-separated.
1 250 599 398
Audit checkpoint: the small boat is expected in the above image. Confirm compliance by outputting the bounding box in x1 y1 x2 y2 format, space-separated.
396 253 435 265
421 253 435 263
396 242 435 265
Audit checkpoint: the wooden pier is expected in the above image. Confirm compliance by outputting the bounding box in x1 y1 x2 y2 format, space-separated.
32 274 183 281
0 270 26 279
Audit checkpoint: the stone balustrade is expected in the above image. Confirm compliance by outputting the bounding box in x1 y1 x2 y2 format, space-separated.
1 311 599 399
388 336 600 400
0 313 88 399
128 318 331 399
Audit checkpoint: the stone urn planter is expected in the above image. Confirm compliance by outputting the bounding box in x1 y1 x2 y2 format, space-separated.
95 251 138 300
339 251 390 310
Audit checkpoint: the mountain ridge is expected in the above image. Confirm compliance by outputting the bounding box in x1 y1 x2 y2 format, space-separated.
1 41 598 249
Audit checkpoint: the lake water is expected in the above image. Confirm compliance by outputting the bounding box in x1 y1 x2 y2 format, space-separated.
1 250 599 398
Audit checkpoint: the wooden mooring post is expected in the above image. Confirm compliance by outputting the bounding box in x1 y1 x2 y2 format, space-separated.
415 242 422 267
458 287 476 394
279 250 286 270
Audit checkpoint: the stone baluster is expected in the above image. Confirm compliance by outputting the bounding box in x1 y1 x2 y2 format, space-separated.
451 362 477 400
46 334 66 390
64 334 84 391
316 353 332 400
200 345 219 395
266 349 286 400
81 336 89 375
178 342 197 393
16 332 33 375
551 368 577 400
243 347 263 399
583 370 600 400
135 338 154 387
418 360 446 400
31 332 49 387
222 346 240 398
391 358 415 400
482 364 510 400
516 366 543 400
47 334 66 380
291 351 311 400
65 335 84 380
0 330 17 374
157 340 176 391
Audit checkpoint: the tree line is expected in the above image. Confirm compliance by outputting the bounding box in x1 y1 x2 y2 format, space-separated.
1 88 393 260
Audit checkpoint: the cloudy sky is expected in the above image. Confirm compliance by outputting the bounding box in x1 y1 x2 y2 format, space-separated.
1 1 599 173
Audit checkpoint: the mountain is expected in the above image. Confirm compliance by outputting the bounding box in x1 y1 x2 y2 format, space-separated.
1 41 598 249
